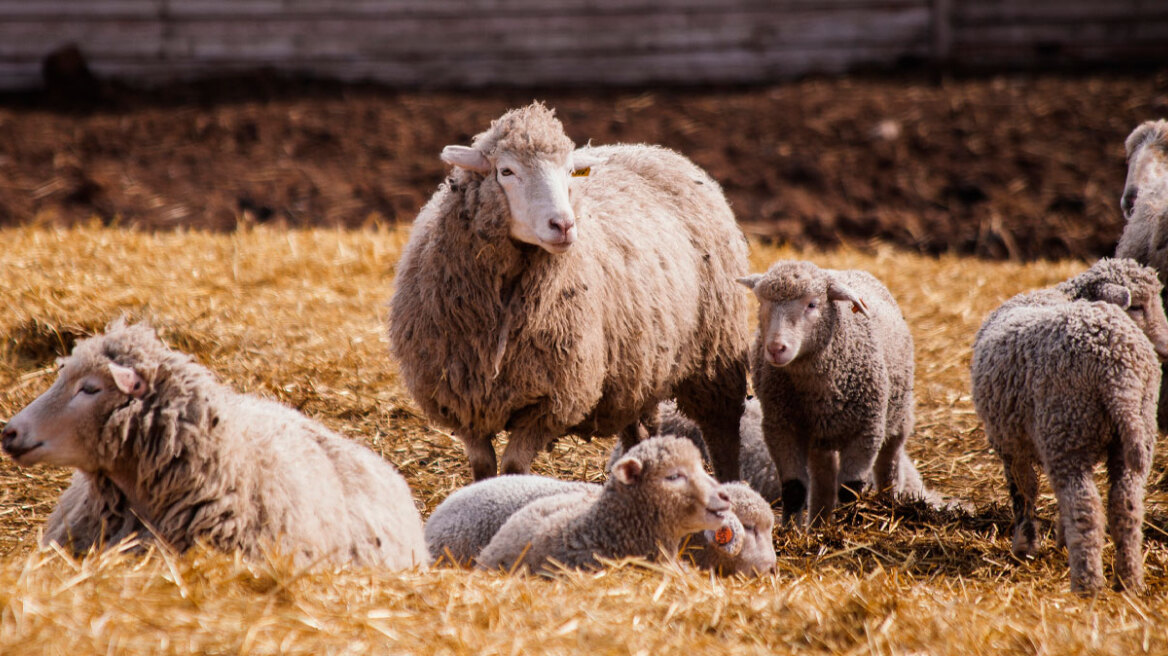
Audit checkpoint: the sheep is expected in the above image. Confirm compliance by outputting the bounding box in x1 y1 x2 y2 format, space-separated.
0 321 428 569
1114 119 1168 430
388 102 750 482
738 261 916 527
971 257 1168 593
475 436 734 575
425 473 776 576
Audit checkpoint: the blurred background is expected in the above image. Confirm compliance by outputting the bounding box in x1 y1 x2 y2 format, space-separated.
1 0 1166 259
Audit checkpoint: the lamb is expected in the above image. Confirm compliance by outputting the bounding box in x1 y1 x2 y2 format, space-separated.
739 261 918 527
475 436 734 575
425 473 776 576
1114 119 1168 430
971 258 1168 593
0 321 428 569
388 102 750 482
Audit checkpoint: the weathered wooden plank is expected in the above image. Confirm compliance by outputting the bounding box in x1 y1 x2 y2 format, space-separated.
0 23 163 59
954 21 1168 47
954 1 1168 24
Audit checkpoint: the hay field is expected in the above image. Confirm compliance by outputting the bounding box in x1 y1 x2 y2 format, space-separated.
2 225 1168 654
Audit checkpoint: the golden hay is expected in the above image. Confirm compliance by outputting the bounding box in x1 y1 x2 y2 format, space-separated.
1 225 1167 654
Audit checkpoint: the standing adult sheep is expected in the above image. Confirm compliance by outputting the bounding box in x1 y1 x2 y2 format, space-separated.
1 321 428 569
389 103 750 481
1115 119 1168 430
971 258 1168 593
739 261 917 526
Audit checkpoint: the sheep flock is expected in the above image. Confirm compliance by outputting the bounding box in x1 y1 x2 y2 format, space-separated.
3 105 1168 652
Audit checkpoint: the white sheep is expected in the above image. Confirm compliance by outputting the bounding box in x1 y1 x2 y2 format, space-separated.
739 261 917 527
475 436 733 574
1115 119 1168 430
971 258 1168 593
1 321 428 569
425 473 776 576
389 102 751 482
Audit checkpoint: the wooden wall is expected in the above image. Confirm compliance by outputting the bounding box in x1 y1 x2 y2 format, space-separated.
0 0 1164 89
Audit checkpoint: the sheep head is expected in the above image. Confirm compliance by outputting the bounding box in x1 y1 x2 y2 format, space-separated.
739 261 869 368
1122 120 1168 220
440 103 604 254
610 436 731 538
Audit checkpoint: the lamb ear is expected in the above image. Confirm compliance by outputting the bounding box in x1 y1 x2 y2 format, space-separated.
827 281 870 317
440 145 491 173
612 456 644 485
1097 283 1132 309
737 274 763 290
108 362 146 398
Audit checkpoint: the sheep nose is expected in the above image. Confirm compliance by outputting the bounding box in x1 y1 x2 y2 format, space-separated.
1 425 19 453
767 342 787 361
548 215 575 239
1121 187 1138 217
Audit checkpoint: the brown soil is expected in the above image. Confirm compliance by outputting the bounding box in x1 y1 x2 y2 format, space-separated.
1 69 1166 259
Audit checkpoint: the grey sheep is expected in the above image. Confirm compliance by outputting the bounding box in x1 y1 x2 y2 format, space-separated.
389 102 750 482
426 474 776 576
1 321 428 569
739 261 917 527
1115 119 1168 430
971 258 1168 593
475 436 733 575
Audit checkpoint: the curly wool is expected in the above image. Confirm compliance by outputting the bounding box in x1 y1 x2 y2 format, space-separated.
972 259 1163 593
389 103 750 480
43 322 428 568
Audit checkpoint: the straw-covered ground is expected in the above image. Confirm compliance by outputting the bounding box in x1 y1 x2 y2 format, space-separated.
3 225 1168 654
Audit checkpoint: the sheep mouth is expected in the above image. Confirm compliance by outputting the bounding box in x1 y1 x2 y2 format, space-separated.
705 505 731 521
541 239 575 254
3 440 44 463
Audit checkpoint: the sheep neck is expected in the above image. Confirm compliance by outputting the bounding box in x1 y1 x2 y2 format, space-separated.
587 487 677 560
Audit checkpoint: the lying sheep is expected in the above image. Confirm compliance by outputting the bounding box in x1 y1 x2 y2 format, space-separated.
972 258 1168 594
476 436 733 574
389 102 750 482
426 473 776 575
739 261 916 527
1115 119 1168 430
0 321 428 568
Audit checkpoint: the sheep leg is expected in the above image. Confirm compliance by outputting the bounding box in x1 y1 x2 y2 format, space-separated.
675 357 746 482
619 421 650 452
459 433 498 481
1107 440 1149 594
1001 450 1040 559
807 448 840 527
1050 465 1106 594
499 428 546 476
838 436 881 503
762 423 809 525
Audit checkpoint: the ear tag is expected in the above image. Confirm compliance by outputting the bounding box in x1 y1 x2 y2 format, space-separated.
852 299 868 314
714 525 735 545
571 167 591 177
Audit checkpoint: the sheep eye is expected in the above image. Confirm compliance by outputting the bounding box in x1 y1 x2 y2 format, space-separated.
80 384 101 395
499 168 514 177
664 472 685 482
807 301 818 311
1129 305 1145 312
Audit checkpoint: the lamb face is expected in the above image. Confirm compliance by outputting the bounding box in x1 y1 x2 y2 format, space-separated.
1122 120 1168 220
440 106 603 254
2 357 145 470
699 482 777 576
611 438 731 537
738 262 870 368
1121 278 1168 360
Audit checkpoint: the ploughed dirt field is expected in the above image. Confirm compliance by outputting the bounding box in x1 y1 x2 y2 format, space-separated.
1 68 1166 260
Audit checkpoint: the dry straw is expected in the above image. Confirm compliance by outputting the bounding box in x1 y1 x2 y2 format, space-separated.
1 225 1167 654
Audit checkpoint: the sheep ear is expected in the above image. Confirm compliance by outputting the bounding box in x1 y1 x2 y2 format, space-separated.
440 145 491 173
1098 283 1132 309
827 281 870 317
1126 121 1157 160
612 456 643 486
570 150 605 176
109 362 146 398
737 274 763 290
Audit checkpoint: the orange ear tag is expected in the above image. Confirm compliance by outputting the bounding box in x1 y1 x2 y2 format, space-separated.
714 526 735 545
852 304 862 313
571 167 591 177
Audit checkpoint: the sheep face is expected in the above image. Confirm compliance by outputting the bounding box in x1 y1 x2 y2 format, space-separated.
705 483 777 575
2 357 145 470
611 437 731 536
1122 120 1168 220
1118 282 1168 361
739 262 869 368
